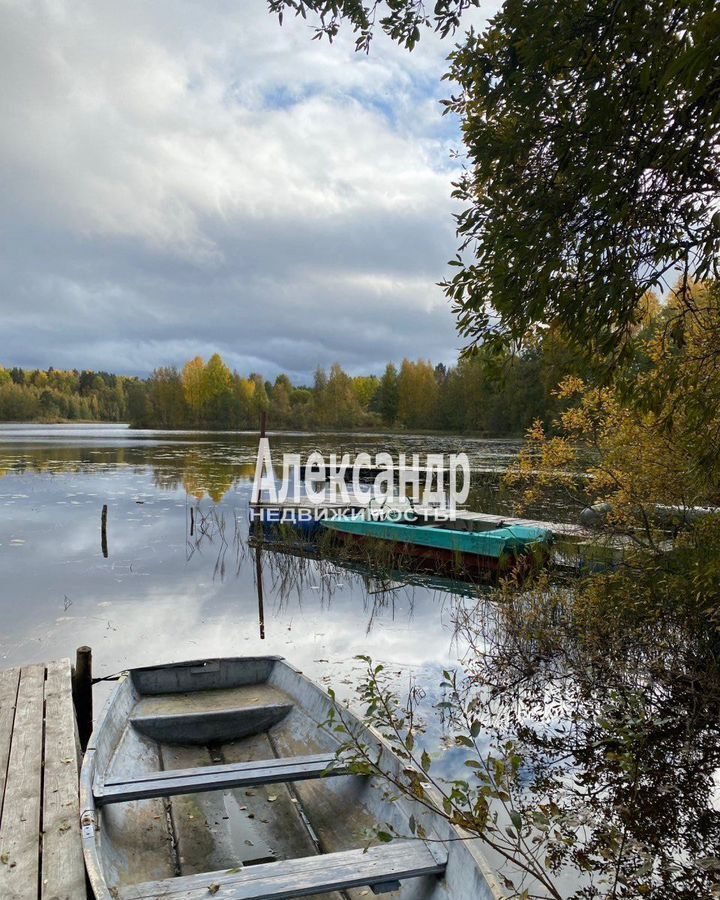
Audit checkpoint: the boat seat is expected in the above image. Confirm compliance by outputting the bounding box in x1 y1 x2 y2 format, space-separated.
118 842 447 899
94 752 349 805
128 701 293 745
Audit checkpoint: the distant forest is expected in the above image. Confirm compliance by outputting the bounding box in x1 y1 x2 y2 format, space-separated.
0 335 582 435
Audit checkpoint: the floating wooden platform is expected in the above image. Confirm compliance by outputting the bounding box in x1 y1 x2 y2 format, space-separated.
0 659 85 900
251 499 590 539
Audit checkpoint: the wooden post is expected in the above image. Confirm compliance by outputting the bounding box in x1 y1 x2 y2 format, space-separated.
101 504 108 558
251 412 269 507
73 646 93 751
254 519 266 640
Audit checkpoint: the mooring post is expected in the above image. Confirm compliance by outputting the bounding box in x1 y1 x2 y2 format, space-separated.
73 645 93 751
254 538 266 641
251 412 269 507
101 504 108 558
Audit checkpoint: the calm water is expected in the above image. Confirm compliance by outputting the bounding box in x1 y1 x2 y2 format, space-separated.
2 425 718 897
0 424 529 691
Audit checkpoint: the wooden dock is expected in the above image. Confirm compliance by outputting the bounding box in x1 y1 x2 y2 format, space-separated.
0 659 86 900
251 499 590 539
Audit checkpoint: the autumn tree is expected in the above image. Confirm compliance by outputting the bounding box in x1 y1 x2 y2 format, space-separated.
351 375 379 411
202 354 233 425
271 373 293 424
325 363 361 429
508 280 720 535
397 358 439 429
232 375 256 427
249 373 270 424
181 357 205 424
146 368 185 427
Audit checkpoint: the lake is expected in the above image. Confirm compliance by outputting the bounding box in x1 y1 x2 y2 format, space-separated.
0 424 533 688
2 424 719 897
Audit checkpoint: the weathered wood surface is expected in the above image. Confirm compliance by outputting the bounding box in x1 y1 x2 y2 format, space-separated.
119 842 447 899
42 661 85 900
0 664 45 899
251 500 590 538
0 660 85 900
0 667 20 815
96 751 346 805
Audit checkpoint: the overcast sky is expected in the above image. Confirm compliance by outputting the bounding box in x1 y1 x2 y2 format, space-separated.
0 0 497 382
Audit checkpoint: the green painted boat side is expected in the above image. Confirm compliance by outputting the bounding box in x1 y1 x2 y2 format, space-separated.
322 518 551 560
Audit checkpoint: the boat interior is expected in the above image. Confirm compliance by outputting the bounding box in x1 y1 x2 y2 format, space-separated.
82 657 500 900
397 515 508 532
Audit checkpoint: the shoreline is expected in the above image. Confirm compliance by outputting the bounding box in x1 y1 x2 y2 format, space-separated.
0 420 529 440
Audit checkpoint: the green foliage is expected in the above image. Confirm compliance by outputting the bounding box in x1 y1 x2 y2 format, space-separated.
331 566 720 897
266 0 477 51
0 340 583 433
327 656 566 899
352 374 380 410
0 365 135 422
397 358 439 428
445 0 720 357
270 0 720 357
376 362 399 425
507 281 720 538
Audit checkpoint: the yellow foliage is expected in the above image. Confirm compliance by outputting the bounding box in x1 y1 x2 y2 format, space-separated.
507 281 720 540
182 356 205 415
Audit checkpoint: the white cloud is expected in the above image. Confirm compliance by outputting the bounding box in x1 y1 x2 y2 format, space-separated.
0 0 493 379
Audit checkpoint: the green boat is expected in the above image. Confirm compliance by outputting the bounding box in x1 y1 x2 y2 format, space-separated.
322 515 552 577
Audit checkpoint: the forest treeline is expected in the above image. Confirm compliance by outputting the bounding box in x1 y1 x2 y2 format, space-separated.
0 331 585 434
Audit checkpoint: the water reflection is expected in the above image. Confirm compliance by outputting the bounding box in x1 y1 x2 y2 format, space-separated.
0 426 493 695
439 588 720 898
7 426 710 896
0 424 544 515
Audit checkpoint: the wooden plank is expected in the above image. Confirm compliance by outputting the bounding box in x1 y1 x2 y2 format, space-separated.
0 664 46 900
41 660 85 900
119 842 447 899
96 752 346 805
0 667 20 817
252 500 590 538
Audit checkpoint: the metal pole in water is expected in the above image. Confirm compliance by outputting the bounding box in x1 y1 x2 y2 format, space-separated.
73 645 93 751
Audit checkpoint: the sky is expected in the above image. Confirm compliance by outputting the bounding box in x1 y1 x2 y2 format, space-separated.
0 0 497 382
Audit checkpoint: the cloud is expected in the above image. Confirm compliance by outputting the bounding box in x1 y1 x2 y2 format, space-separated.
0 0 492 380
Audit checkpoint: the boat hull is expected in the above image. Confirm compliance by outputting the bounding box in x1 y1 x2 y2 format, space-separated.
323 518 551 580
81 656 502 900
